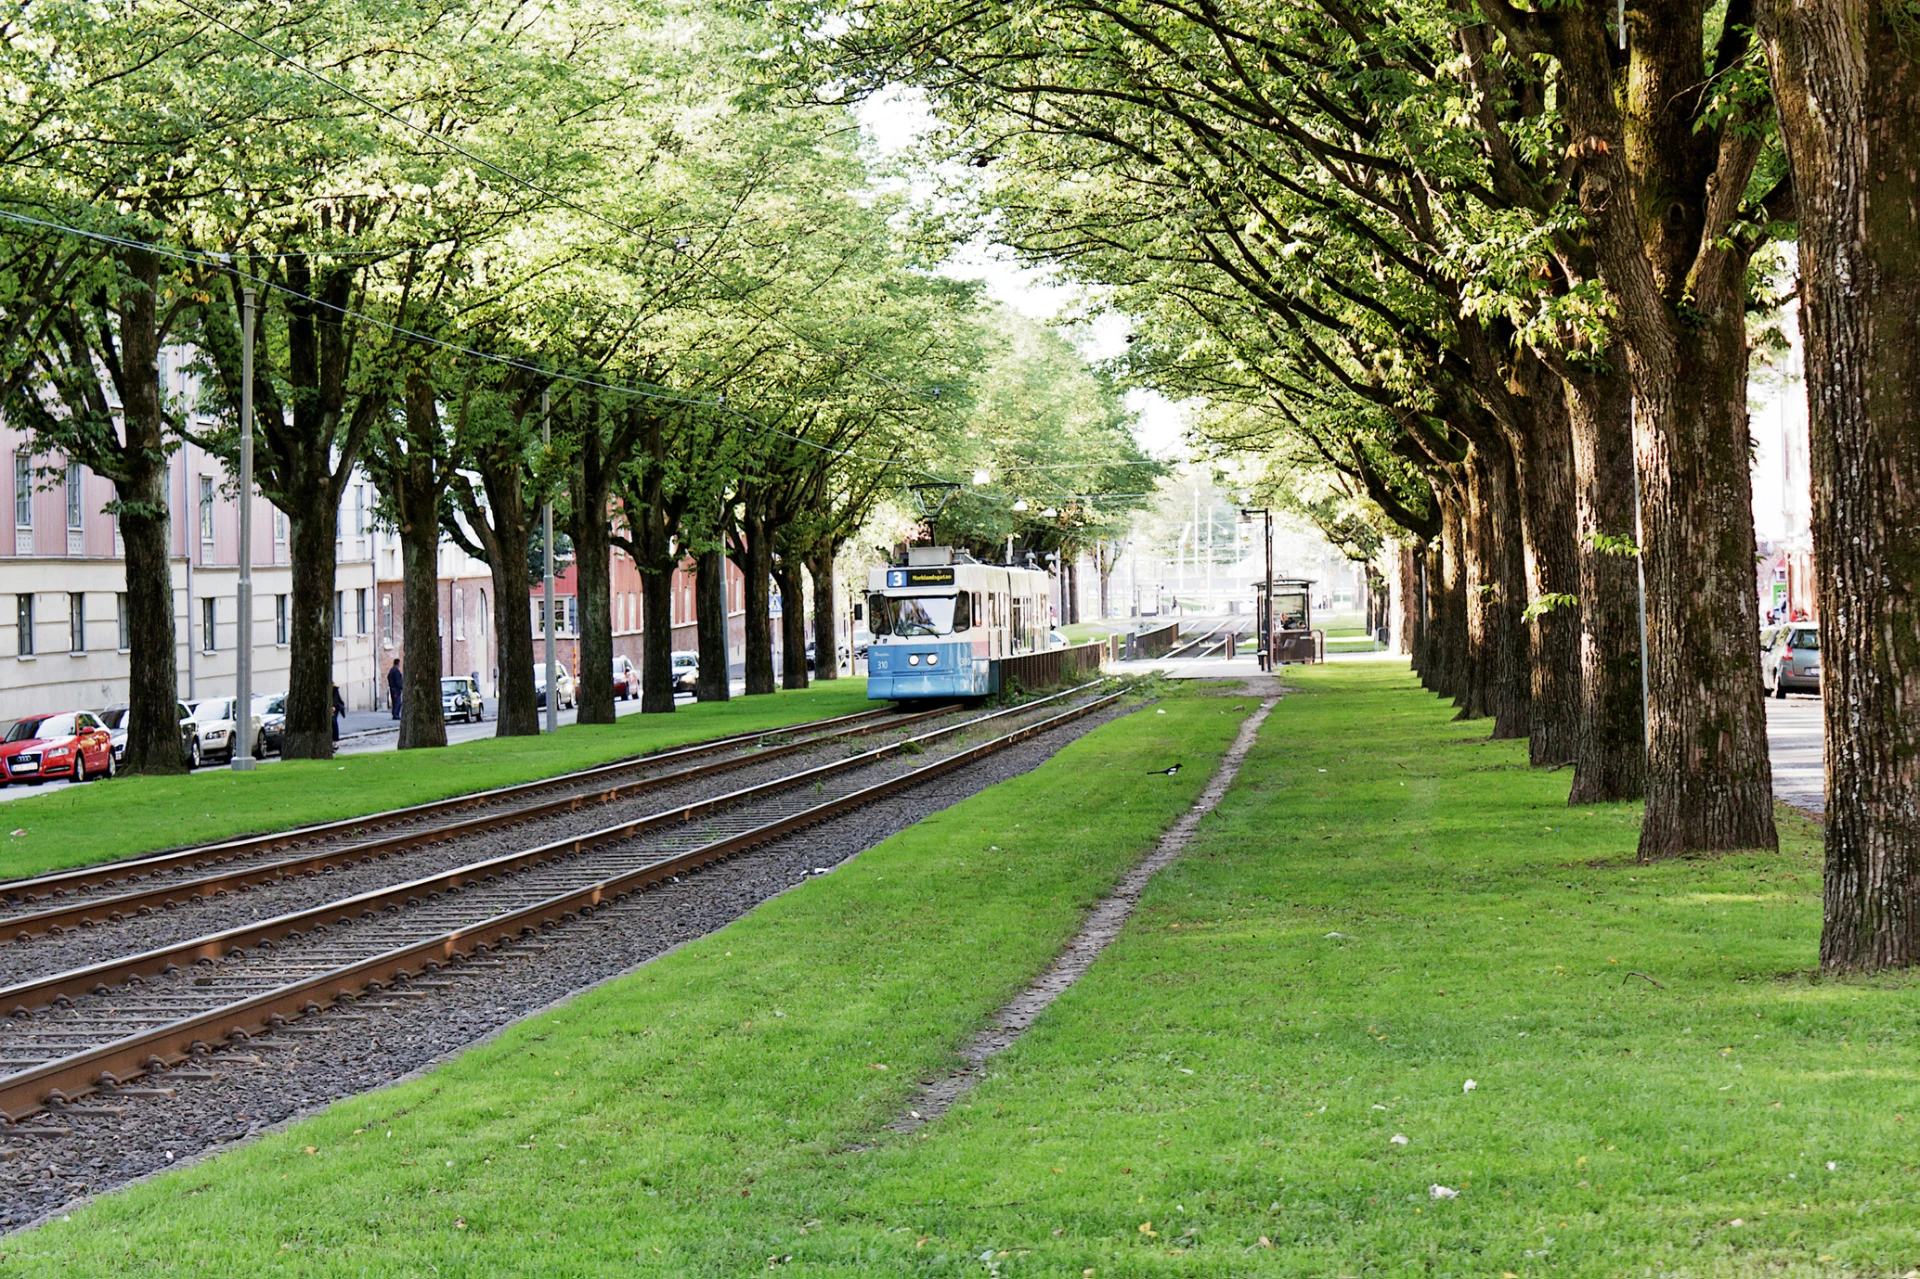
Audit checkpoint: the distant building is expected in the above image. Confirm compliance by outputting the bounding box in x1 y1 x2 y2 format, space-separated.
0 348 378 722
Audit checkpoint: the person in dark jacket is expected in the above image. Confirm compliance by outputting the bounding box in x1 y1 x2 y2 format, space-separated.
387 659 403 719
331 685 346 741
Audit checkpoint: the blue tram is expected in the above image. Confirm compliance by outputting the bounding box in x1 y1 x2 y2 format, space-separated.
865 549 1053 699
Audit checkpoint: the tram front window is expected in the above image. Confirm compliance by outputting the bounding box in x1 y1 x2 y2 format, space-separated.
871 593 969 637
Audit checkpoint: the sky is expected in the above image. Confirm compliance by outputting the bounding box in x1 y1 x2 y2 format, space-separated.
854 88 1196 464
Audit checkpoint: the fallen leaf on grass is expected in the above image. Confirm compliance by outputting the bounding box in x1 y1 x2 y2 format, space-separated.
1390 1134 1409 1145
453 1218 467 1230
1463 1079 1477 1092
1258 1236 1273 1247
1429 1185 1458 1200
1139 1222 1157 1238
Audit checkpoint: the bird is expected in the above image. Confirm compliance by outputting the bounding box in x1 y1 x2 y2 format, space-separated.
1148 764 1182 776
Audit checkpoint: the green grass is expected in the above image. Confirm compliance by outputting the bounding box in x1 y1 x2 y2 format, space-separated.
10 667 1912 1276
0 682 1253 1276
764 666 1909 1276
0 683 875 881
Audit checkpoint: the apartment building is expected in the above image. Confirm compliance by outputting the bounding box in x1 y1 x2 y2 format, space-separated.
525 554 749 685
0 349 378 724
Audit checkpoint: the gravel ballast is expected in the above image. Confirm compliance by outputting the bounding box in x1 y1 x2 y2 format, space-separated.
0 697 1135 1233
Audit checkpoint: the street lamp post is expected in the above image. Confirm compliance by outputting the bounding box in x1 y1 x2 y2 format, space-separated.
232 288 257 771
1240 506 1273 670
542 389 557 735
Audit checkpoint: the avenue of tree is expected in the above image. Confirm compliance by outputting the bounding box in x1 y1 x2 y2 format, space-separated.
795 0 1920 971
0 2 1152 759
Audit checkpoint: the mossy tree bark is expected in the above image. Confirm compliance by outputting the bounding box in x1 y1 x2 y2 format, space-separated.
1759 0 1920 968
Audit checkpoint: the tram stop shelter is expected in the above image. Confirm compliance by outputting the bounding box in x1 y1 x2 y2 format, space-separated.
1254 577 1323 666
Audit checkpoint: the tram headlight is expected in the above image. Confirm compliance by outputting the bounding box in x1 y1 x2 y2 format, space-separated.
908 654 920 666
926 653 938 665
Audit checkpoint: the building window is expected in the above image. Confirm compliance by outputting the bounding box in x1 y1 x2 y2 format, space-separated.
333 591 344 639
13 453 30 529
202 597 216 653
198 475 214 543
381 593 394 644
117 592 129 650
16 593 32 655
567 596 579 635
68 591 84 653
353 484 366 537
66 463 83 530
453 587 465 640
274 509 288 547
276 593 289 646
356 587 368 635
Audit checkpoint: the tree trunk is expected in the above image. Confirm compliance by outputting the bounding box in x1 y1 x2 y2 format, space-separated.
569 486 615 725
695 547 731 702
1437 490 1468 702
1564 361 1646 803
282 511 339 760
776 559 809 690
469 469 540 738
110 275 186 774
389 374 448 751
739 507 776 696
1507 363 1583 768
1630 317 1778 858
396 512 446 750
1537 4 1778 858
118 456 185 773
1480 441 1531 741
1760 1 1920 968
484 535 539 736
808 550 838 681
639 568 676 713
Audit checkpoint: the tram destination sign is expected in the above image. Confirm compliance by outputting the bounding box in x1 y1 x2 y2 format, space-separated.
887 567 955 588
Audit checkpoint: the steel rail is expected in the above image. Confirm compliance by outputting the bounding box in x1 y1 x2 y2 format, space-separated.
0 684 1095 1018
0 706 909 906
0 688 1121 1119
0 705 965 942
1165 619 1234 660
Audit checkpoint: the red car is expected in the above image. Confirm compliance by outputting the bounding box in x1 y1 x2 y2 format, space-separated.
0 710 115 785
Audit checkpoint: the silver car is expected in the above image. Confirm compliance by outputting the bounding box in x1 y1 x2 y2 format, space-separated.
1761 625 1821 697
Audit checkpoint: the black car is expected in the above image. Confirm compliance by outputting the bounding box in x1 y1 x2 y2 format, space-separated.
441 677 484 723
258 693 287 754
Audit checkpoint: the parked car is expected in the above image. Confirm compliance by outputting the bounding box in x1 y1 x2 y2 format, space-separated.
0 711 115 784
1762 624 1821 697
256 694 286 754
611 655 638 700
1049 630 1070 649
441 676 484 723
185 696 265 766
94 703 130 771
851 629 872 661
804 642 850 674
533 662 576 710
671 650 700 695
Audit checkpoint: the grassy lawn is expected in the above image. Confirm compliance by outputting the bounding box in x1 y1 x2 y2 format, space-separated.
0 682 874 882
0 682 1253 1275
8 667 1911 1276
777 666 1909 1276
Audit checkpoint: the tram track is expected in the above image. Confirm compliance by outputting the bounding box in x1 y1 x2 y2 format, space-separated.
1165 618 1245 660
0 685 1122 1121
0 703 959 940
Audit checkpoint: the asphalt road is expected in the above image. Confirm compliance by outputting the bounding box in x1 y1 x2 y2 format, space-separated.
1766 692 1825 815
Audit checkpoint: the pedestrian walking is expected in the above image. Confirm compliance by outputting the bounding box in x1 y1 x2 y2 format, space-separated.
387 658 403 720
331 684 345 742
